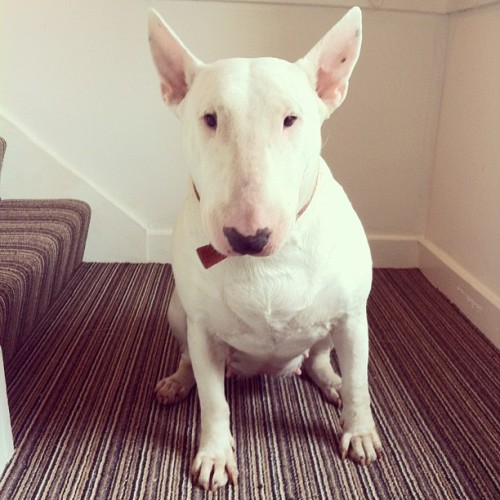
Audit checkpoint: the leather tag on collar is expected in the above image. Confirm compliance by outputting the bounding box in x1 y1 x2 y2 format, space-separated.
196 244 227 269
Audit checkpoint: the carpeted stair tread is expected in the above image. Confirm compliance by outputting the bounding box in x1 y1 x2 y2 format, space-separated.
0 199 91 361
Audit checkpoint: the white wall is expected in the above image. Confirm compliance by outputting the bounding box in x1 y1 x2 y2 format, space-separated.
0 0 181 261
0 0 447 262
421 2 500 346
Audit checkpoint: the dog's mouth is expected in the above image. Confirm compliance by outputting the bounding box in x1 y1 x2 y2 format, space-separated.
196 230 274 269
222 226 272 256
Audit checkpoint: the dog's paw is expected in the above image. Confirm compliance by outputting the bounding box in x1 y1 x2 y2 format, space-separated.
155 375 194 404
191 439 238 491
339 410 382 465
339 430 382 465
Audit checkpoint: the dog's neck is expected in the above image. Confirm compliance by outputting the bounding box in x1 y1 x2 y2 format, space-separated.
193 174 318 269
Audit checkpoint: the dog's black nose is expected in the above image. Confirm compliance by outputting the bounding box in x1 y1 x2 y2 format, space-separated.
223 227 271 255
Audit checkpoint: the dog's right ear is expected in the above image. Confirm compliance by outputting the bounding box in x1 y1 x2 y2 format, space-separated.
148 9 202 107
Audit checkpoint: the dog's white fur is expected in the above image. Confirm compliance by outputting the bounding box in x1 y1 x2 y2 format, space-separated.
149 7 382 491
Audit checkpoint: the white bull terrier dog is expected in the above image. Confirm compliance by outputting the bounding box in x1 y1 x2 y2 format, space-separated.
148 6 382 491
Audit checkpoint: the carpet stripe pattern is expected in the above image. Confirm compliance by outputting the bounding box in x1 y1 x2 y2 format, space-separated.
0 264 498 499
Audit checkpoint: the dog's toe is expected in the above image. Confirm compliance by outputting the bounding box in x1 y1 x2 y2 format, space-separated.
191 441 238 491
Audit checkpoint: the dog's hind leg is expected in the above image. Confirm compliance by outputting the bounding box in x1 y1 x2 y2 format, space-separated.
155 287 196 404
303 335 343 408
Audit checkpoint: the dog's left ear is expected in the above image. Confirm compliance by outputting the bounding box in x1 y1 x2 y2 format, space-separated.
148 9 203 107
298 7 362 117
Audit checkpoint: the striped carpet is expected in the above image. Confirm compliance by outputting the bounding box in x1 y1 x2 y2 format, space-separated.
0 264 498 499
0 200 90 361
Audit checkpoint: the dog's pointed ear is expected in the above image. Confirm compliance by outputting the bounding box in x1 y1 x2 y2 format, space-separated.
148 9 202 107
298 7 362 117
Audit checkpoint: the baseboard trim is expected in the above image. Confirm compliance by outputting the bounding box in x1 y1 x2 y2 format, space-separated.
419 239 500 349
368 235 419 268
145 232 500 348
149 233 422 268
147 229 173 263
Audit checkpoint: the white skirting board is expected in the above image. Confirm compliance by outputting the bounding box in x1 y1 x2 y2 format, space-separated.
148 233 424 267
147 229 172 263
368 235 499 348
368 235 420 268
146 232 499 348
419 240 499 349
0 348 14 474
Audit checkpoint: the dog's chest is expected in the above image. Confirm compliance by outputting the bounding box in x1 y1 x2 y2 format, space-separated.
211 262 338 356
222 295 334 358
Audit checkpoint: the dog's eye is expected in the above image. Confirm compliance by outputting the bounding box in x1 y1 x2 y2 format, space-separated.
203 113 218 130
283 115 297 128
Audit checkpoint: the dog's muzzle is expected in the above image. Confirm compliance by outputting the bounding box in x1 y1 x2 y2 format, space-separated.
193 176 317 269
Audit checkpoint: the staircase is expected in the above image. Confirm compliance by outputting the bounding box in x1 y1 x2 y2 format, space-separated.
0 200 91 361
0 137 91 473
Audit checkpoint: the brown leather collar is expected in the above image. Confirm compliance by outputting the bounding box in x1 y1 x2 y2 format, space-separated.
194 174 318 268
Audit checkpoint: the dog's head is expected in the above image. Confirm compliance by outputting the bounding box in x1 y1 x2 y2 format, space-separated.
149 8 362 260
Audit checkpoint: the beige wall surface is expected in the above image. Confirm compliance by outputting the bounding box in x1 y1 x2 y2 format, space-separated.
0 0 447 261
421 2 500 345
425 3 500 297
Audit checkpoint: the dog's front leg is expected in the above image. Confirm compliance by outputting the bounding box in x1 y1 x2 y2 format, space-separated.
187 321 237 491
333 312 382 465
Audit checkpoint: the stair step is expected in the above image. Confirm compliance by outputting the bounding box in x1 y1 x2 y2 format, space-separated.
0 200 91 361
